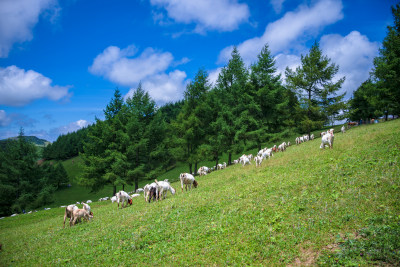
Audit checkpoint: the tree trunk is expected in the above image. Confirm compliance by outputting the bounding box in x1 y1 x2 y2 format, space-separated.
228 152 232 165
135 177 139 191
189 163 192 174
215 157 219 169
113 185 116 196
122 184 125 191
194 162 198 176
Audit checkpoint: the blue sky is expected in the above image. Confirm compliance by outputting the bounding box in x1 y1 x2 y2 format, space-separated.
0 0 397 142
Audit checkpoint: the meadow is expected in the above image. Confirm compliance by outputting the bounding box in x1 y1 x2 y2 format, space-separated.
0 120 399 266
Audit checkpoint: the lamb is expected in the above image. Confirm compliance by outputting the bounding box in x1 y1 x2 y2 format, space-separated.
310 134 315 140
116 190 133 208
341 125 346 133
63 204 78 228
70 208 93 226
197 166 209 176
144 182 160 202
111 196 117 203
136 188 144 194
180 173 198 192
155 179 176 199
147 187 158 203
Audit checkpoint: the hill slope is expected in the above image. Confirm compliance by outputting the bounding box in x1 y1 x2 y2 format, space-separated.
1 120 399 265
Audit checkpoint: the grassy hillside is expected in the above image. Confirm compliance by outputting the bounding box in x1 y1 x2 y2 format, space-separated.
51 125 343 207
2 120 399 265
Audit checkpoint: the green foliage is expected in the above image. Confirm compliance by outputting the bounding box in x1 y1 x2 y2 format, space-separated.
286 42 345 134
372 4 400 117
0 131 58 216
1 120 399 265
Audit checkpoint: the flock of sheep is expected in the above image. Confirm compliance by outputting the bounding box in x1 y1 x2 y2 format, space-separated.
1 125 345 224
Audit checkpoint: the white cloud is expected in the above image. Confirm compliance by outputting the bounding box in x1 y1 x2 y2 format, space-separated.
0 110 11 127
270 0 286 13
208 67 222 86
53 119 91 136
0 65 71 106
125 70 188 103
0 0 59 57
150 0 250 33
274 53 301 79
90 45 189 104
89 45 174 86
218 0 343 65
320 31 379 97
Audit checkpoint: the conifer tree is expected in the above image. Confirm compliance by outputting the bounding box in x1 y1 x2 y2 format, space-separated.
285 42 345 136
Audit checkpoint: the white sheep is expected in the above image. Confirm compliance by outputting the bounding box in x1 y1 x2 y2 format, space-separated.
116 190 132 208
320 131 334 149
341 125 346 133
155 180 176 199
70 209 93 226
63 204 78 228
81 202 92 216
254 155 263 167
111 196 117 203
180 173 198 192
242 157 251 166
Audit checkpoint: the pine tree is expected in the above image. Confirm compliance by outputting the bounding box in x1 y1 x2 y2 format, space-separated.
285 42 345 136
373 4 400 118
215 47 251 164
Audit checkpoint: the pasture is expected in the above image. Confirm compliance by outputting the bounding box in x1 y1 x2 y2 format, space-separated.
1 120 399 265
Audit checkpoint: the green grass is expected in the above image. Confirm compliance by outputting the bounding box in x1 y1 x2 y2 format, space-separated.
2 120 398 265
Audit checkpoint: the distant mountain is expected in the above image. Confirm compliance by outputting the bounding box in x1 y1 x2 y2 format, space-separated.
1 136 51 147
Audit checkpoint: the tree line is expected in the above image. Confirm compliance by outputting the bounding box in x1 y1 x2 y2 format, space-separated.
0 129 69 216
350 4 400 122
76 42 346 195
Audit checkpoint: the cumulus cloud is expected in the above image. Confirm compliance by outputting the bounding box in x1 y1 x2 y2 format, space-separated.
150 0 250 33
89 45 174 86
0 65 71 106
0 0 59 57
125 70 188 103
270 0 286 14
208 67 222 86
218 0 343 65
90 45 189 104
320 31 379 97
274 53 301 79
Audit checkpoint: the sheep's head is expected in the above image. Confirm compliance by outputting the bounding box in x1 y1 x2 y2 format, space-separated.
193 180 198 188
128 199 133 205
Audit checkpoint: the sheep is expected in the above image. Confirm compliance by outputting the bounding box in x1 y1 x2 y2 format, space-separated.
197 166 209 176
261 149 273 159
278 143 286 152
287 141 291 146
341 125 346 133
131 193 140 198
155 179 176 200
242 156 251 166
180 173 198 192
310 134 315 140
136 188 144 194
247 154 253 161
111 196 117 203
320 131 334 149
254 155 263 167
86 200 92 204
217 163 223 170
233 159 239 164
63 204 78 228
144 182 160 202
147 187 158 203
81 202 93 216
116 190 133 208
70 209 93 226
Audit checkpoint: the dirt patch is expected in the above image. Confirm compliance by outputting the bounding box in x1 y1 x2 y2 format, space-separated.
288 247 319 267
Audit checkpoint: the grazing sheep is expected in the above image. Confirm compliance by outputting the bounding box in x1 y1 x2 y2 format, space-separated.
70 209 93 226
111 196 117 203
179 173 198 192
310 134 315 140
341 125 346 133
116 191 133 208
144 182 160 202
63 204 78 228
81 202 93 217
155 180 176 199
147 187 158 203
136 188 144 194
